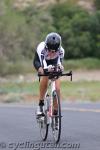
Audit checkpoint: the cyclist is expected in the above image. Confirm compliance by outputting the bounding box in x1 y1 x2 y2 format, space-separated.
33 32 65 117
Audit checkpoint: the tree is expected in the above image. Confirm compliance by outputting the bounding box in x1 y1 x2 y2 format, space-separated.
94 0 100 10
51 3 100 59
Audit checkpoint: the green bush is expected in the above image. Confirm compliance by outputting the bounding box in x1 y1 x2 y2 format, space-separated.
94 0 100 10
51 3 100 59
0 0 55 62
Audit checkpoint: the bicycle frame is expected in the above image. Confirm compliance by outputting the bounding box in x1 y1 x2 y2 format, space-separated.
39 71 72 120
37 70 72 143
46 79 56 123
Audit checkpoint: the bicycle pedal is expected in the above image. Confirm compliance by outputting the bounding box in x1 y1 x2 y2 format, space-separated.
36 113 45 119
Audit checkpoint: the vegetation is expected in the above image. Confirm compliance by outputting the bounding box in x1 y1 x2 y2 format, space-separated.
0 0 100 103
0 81 100 103
51 3 100 59
94 0 100 10
0 0 100 75
0 59 33 76
63 58 100 70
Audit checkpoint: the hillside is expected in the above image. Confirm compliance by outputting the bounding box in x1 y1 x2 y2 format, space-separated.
0 0 100 75
13 0 95 11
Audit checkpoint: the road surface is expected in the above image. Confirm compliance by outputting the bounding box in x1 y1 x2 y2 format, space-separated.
0 102 100 150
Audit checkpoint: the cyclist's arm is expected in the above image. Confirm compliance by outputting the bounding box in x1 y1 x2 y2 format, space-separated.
58 47 65 65
33 51 41 71
33 41 48 70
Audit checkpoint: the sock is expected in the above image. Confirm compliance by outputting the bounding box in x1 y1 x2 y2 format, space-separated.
39 100 44 106
53 109 58 115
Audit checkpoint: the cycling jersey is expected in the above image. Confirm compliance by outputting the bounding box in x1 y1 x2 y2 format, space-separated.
33 41 65 70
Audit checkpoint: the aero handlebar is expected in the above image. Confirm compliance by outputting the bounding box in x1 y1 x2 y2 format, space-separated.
38 70 72 81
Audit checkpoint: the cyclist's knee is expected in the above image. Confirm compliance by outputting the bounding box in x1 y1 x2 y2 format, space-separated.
56 87 60 93
55 79 60 94
55 85 60 93
40 77 48 87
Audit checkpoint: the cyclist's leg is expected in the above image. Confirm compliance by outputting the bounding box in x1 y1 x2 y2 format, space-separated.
37 76 48 116
53 78 61 112
55 78 61 97
39 76 48 103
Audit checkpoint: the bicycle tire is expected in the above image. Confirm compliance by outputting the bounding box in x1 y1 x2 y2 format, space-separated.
39 114 48 141
39 95 49 141
52 90 61 143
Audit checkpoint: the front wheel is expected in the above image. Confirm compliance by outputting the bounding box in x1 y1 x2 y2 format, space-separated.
39 94 49 141
52 90 61 143
39 113 49 141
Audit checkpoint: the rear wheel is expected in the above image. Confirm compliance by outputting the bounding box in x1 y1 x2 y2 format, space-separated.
52 90 61 143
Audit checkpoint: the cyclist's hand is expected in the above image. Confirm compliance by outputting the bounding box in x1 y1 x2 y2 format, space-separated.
58 64 64 72
38 67 44 74
47 65 54 72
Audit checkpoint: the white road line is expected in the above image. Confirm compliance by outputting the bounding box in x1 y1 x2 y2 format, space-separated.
0 104 33 108
62 107 100 113
0 104 100 113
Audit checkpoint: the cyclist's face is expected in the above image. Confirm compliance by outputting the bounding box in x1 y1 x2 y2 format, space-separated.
48 50 56 58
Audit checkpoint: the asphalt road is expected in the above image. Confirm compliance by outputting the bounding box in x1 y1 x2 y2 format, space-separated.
0 102 100 150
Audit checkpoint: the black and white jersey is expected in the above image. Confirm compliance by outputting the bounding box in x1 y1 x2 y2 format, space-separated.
33 41 65 70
